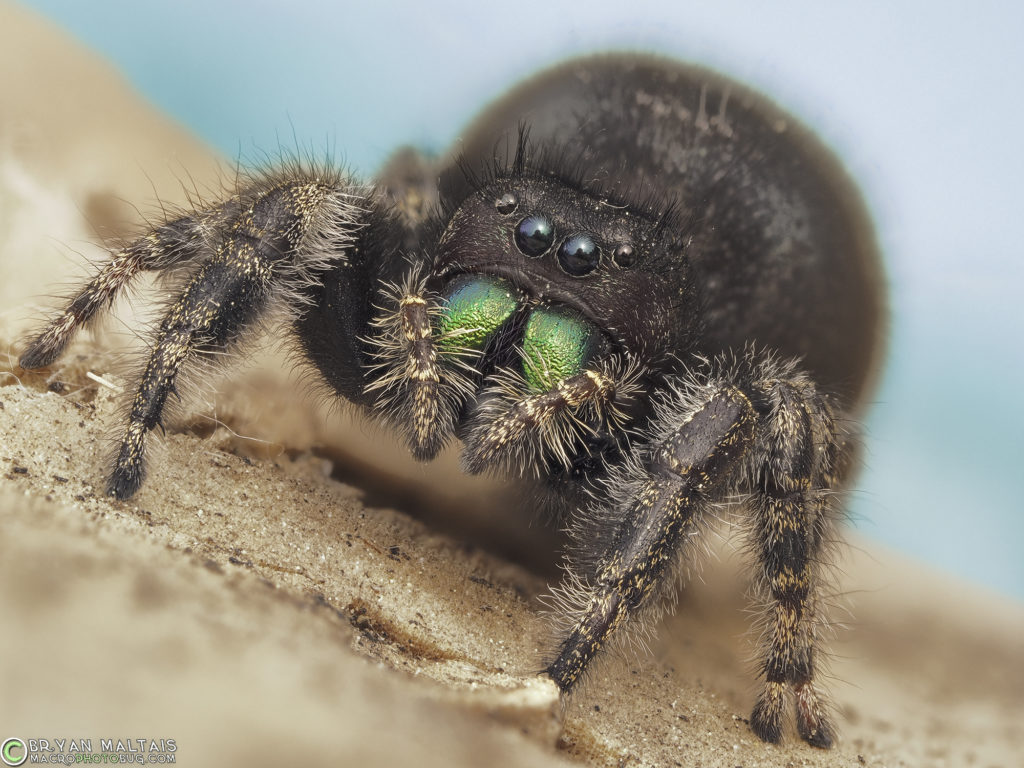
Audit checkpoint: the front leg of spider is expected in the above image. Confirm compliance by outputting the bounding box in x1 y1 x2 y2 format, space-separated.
547 358 841 749
20 174 376 499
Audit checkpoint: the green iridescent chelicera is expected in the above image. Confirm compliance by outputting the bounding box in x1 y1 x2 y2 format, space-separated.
522 306 598 391
436 276 519 353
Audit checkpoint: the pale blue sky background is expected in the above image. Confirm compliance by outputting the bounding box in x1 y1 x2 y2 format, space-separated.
22 0 1024 598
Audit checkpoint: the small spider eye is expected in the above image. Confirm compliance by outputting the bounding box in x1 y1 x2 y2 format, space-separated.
612 244 636 267
515 215 555 256
494 191 519 215
557 233 601 276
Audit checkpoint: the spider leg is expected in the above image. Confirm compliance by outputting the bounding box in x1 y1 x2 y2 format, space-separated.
748 376 843 748
109 235 276 498
546 355 846 748
19 174 372 499
18 212 230 368
546 385 756 689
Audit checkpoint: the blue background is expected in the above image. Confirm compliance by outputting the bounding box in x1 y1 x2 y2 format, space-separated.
20 0 1024 598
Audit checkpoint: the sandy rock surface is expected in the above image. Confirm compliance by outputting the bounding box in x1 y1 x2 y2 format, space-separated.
2 3 1022 767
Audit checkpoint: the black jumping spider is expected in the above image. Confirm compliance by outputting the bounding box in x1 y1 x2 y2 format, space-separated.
20 54 884 747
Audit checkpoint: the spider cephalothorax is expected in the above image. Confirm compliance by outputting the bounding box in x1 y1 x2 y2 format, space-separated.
19 53 884 749
365 160 700 485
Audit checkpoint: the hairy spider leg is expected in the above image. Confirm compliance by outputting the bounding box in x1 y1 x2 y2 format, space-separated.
545 358 844 749
106 181 358 498
546 387 756 690
748 378 841 748
19 213 226 369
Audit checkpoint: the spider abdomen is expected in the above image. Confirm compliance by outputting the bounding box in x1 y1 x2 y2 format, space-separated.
444 54 885 408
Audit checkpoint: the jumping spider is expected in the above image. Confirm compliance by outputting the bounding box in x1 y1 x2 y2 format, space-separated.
20 53 884 747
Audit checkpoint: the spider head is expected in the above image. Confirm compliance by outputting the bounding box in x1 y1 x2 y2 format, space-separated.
430 173 700 383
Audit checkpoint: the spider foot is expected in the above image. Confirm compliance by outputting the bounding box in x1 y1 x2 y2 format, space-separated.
750 682 786 744
795 681 835 748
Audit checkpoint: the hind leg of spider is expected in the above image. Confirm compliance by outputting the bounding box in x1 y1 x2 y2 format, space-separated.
18 210 235 369
109 249 268 498
546 385 757 691
106 179 368 498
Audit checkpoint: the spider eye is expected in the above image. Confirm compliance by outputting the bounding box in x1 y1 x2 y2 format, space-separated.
494 191 519 215
515 215 555 256
612 243 636 268
557 233 601 276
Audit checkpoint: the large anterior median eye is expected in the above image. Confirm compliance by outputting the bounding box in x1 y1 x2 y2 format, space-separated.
515 215 555 256
521 306 599 391
436 276 519 353
557 234 601 276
